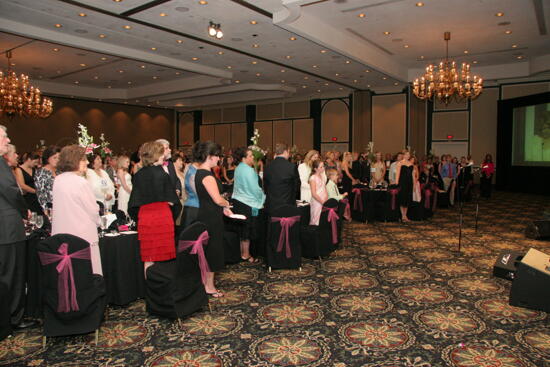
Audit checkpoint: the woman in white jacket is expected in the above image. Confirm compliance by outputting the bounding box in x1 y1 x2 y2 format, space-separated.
297 150 320 202
86 153 116 211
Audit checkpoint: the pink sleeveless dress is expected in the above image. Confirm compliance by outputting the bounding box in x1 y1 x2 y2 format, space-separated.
309 174 328 226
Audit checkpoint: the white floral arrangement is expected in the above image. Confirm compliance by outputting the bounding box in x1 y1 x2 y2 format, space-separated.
98 133 112 159
77 123 98 155
365 141 375 162
248 128 268 163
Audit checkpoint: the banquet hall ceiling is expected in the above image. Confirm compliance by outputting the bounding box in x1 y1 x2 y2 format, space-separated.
0 0 549 109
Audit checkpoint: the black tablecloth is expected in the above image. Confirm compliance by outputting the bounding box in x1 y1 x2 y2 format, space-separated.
26 232 145 317
351 188 401 223
99 233 145 305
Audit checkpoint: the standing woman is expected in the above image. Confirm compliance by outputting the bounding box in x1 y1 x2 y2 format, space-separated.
116 155 132 215
182 148 201 227
52 145 102 274
172 153 187 228
232 147 265 263
341 151 357 195
86 154 115 211
395 150 414 222
480 154 495 198
222 154 236 194
128 141 181 273
371 152 386 185
195 141 233 297
35 145 60 215
309 160 328 225
14 152 42 214
298 150 320 202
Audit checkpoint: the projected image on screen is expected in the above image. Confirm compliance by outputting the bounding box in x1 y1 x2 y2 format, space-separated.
512 102 550 166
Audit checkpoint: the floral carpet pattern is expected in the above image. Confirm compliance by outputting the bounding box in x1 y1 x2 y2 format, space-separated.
2 192 550 366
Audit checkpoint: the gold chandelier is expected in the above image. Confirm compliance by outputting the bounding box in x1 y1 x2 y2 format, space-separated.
0 50 53 118
413 32 483 105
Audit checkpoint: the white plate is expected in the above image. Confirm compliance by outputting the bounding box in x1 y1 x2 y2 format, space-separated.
229 214 246 220
121 230 138 235
104 233 120 237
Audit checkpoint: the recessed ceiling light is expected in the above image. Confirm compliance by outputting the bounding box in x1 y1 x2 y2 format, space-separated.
420 55 424 59
256 73 261 76
304 76 309 80
289 36 296 41
252 44 259 48
285 55 292 59
416 2 424 6
55 24 62 28
107 85 112 88
472 60 478 64
93 76 99 79
118 70 124 73
345 60 351 64
358 13 366 18
217 51 224 55
250 20 257 25
251 61 258 64
512 44 518 48
113 0 122 2
353 80 357 83
383 31 391 35
127 81 132 84
74 81 79 84
100 57 107 61
123 25 132 29
367 84 371 88
382 76 387 80
495 12 504 17
394 82 399 86
226 65 232 69
302 85 307 88
281 69 286 72
199 0 208 4
338 87 343 90
53 48 59 52
153 76 159 79
517 55 524 59
99 34 106 38
335 73 339 76
364 69 370 73
463 50 469 54
151 47 157 51
192 57 199 61
78 12 86 17
320 50 327 53
140 65 146 69
281 80 285 83
159 12 167 16
404 44 409 48
312 65 318 68
175 72 181 75
505 30 512 34
324 83 329 86
317 89 321 92
176 39 183 44
234 80 240 83
79 63 86 67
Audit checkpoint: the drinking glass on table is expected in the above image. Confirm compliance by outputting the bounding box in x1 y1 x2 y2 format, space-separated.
99 216 108 237
29 212 37 227
35 215 44 229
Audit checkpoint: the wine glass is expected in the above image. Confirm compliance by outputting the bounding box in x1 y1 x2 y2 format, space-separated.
99 216 108 237
29 212 37 227
35 215 44 229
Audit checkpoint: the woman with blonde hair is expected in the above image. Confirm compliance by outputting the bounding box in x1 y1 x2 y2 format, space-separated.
341 151 357 195
298 149 320 202
116 155 132 215
128 141 181 274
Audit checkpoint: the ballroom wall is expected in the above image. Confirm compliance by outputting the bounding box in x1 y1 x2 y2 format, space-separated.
2 96 175 155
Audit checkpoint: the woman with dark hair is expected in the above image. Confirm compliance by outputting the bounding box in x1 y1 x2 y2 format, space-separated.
182 144 201 228
34 145 60 214
128 141 181 274
52 145 103 274
231 147 265 262
86 153 115 211
480 153 495 198
195 141 232 297
222 154 236 185
14 152 42 213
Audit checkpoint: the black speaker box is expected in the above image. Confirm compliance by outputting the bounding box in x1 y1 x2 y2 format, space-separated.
509 248 550 313
525 220 550 240
493 251 524 281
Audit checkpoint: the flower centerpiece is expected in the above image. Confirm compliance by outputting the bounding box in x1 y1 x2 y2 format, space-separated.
248 128 268 167
365 141 375 162
77 123 98 155
98 133 112 159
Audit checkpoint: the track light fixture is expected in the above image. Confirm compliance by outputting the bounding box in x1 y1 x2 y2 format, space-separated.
208 21 223 39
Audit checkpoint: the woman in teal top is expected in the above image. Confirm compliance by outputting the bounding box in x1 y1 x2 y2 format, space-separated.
182 161 201 227
231 147 266 262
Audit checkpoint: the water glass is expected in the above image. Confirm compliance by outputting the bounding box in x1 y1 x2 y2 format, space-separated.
35 215 44 229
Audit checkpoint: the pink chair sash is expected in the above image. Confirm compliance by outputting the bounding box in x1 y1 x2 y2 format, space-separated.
340 198 351 221
424 188 432 209
178 231 211 284
389 188 399 210
322 207 339 244
271 216 300 258
38 243 91 313
352 188 364 212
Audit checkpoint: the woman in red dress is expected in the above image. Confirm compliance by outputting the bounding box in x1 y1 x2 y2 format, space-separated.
128 141 182 273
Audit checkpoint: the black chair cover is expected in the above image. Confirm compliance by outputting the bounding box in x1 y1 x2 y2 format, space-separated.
437 180 454 208
266 205 302 270
37 234 106 337
300 199 338 258
145 222 208 319
0 281 12 341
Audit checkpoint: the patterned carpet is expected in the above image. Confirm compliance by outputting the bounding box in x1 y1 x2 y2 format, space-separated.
2 192 550 367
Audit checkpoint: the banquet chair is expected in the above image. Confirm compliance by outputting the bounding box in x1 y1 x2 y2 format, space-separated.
437 180 455 208
145 222 209 320
266 205 302 272
37 234 106 346
300 198 339 261
0 281 11 341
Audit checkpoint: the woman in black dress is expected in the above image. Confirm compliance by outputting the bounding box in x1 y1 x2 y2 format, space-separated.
194 141 232 298
395 150 413 222
14 152 43 214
